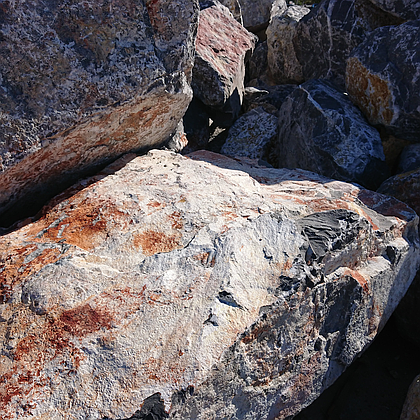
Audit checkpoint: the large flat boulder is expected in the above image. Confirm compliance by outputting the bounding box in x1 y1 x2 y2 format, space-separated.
192 1 257 126
346 20 420 143
0 0 198 226
276 79 390 190
0 150 418 420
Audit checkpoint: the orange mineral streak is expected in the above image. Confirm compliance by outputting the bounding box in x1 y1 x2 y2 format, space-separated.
344 268 369 293
133 230 181 256
346 57 393 126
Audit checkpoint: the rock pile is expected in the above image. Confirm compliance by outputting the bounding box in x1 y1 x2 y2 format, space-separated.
1 0 420 419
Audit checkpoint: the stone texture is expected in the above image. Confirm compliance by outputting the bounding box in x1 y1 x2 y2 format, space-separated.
243 84 296 114
266 5 311 84
377 168 420 216
346 21 420 143
221 106 278 159
398 144 420 174
0 0 199 226
218 0 243 23
276 79 390 191
0 149 419 420
368 0 420 21
247 41 269 83
241 0 287 32
401 374 420 420
192 2 257 127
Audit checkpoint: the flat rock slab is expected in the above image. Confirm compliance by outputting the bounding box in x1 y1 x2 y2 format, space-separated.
0 150 419 420
0 0 198 225
346 20 420 143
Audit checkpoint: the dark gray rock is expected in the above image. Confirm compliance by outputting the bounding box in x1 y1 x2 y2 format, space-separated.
276 79 390 190
346 20 420 143
367 0 420 21
0 0 199 226
221 106 278 159
397 144 420 174
247 41 269 83
192 1 257 127
241 0 287 32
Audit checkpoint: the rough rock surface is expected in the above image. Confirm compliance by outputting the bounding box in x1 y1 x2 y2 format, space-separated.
241 0 287 32
266 5 311 84
247 41 269 83
221 106 278 159
0 150 419 420
218 0 243 23
346 21 420 143
292 0 368 88
367 0 420 21
0 0 199 226
192 2 257 126
401 374 420 420
398 144 420 174
276 79 390 190
377 169 420 216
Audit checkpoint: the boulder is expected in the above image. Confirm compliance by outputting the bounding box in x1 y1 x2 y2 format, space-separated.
247 41 269 83
377 168 420 216
401 374 420 420
0 0 199 227
292 0 368 88
241 0 287 32
266 5 311 84
0 149 419 420
346 21 420 143
218 0 243 23
192 2 257 127
243 84 296 114
398 144 420 174
367 0 420 21
220 106 278 160
276 79 390 190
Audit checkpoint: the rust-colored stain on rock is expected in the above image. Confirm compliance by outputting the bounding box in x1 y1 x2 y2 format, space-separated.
346 57 393 126
133 230 180 256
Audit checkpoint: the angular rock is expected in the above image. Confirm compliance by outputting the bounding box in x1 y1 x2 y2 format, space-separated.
165 121 189 154
221 106 278 159
367 0 420 21
398 144 420 174
247 41 269 83
401 374 420 420
266 5 311 84
0 149 419 420
243 84 297 114
218 0 243 23
241 0 287 32
0 0 199 227
192 2 257 126
276 79 390 190
346 21 420 143
377 168 420 216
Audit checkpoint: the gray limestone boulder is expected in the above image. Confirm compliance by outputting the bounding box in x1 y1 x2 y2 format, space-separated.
221 106 278 159
0 149 419 420
266 5 311 84
192 2 257 126
276 79 390 190
367 0 420 21
0 0 199 226
346 20 420 143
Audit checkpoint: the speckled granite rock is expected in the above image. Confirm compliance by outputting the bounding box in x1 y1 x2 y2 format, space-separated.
276 79 390 190
221 106 278 159
346 21 420 143
266 5 311 84
401 374 420 420
0 150 419 420
192 2 257 126
0 0 199 226
367 0 420 21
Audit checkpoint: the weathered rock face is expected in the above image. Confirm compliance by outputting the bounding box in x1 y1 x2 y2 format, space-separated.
400 374 420 420
346 20 420 143
221 106 278 159
0 150 419 420
292 0 368 88
377 169 420 217
218 0 243 23
241 0 287 32
367 0 420 21
0 0 199 227
192 2 257 126
247 41 269 83
266 5 311 84
276 79 390 190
